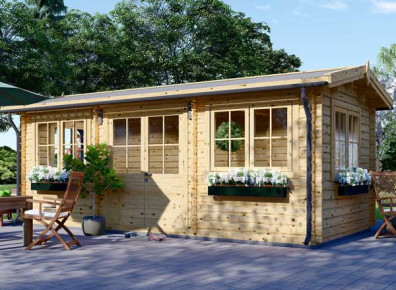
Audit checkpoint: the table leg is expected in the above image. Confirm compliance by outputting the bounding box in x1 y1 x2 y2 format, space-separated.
23 202 33 247
23 218 33 247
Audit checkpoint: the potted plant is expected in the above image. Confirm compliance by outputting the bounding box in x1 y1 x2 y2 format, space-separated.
28 166 69 191
63 143 124 236
335 167 371 196
208 168 289 197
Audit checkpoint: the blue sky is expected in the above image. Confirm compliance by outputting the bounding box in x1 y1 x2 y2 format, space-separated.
2 0 396 148
62 0 396 70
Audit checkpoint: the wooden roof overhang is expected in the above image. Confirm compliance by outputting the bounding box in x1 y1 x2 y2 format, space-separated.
0 64 392 113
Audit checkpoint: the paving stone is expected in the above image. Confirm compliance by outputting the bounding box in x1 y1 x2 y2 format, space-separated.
1 223 396 289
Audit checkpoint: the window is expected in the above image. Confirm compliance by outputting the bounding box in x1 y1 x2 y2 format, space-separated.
211 106 291 170
148 115 179 174
253 108 288 167
348 115 359 168
62 121 85 162
36 120 87 168
334 107 359 171
37 123 58 166
214 111 246 168
112 118 142 173
111 115 180 175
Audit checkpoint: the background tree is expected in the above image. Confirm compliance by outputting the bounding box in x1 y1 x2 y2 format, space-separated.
0 0 301 97
25 0 67 19
373 44 396 170
0 146 17 184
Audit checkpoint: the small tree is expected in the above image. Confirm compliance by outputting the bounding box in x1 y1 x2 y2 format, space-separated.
0 146 17 184
63 143 124 216
377 114 396 171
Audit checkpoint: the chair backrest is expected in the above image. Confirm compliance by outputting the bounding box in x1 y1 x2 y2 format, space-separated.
371 172 396 210
61 171 85 212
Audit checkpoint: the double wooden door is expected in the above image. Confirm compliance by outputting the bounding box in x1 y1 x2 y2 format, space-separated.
102 111 188 232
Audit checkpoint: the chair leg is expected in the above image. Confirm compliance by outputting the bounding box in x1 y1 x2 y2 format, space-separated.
375 222 387 239
40 223 62 244
56 219 81 246
49 227 71 251
25 220 52 250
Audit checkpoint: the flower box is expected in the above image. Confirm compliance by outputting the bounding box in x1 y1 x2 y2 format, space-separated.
208 186 288 197
31 183 68 191
337 184 369 196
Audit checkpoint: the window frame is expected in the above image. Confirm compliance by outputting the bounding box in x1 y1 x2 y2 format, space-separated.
210 104 293 172
111 117 144 174
61 120 87 164
250 105 292 171
332 102 360 176
110 114 182 175
36 121 59 167
210 107 249 171
35 119 87 169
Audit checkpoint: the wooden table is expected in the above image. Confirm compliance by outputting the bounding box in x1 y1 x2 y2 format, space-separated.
0 196 33 246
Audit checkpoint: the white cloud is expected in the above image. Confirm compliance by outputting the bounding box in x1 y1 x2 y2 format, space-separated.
371 0 396 13
255 4 271 11
320 0 348 10
293 9 310 17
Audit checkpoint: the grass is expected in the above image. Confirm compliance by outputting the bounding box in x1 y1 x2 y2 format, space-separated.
0 184 16 191
1 184 17 221
375 206 383 220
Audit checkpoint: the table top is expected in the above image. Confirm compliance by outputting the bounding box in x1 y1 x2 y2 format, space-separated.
0 196 32 211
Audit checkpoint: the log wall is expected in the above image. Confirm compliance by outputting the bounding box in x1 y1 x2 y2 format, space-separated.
20 84 376 245
320 85 376 242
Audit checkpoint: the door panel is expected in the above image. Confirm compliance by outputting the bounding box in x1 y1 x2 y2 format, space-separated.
104 113 188 233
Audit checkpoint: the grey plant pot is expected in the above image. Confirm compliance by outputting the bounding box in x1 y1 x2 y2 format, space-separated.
82 216 106 236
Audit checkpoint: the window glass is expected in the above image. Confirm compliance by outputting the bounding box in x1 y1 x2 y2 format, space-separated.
272 108 287 137
348 115 359 168
215 112 229 138
37 123 58 167
128 118 141 146
113 119 126 146
62 121 84 162
231 111 245 138
149 117 163 145
271 138 287 167
254 109 270 137
149 146 163 174
254 139 270 167
253 107 288 168
214 111 245 168
148 115 179 174
165 116 179 144
335 111 346 170
113 118 142 174
164 145 179 174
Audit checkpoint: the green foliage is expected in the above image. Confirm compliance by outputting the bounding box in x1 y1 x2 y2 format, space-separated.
378 113 396 171
374 44 396 79
0 0 301 97
215 121 243 152
25 0 67 19
0 146 16 184
0 115 10 132
0 184 16 191
63 143 125 196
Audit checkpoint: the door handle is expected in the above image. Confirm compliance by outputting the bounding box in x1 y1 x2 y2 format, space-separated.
144 172 152 183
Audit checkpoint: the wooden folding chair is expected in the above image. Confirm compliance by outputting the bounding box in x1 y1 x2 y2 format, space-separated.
23 172 85 250
371 172 396 239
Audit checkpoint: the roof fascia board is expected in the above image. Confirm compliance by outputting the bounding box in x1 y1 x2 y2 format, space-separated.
0 79 329 113
0 81 329 113
368 71 393 109
327 66 366 88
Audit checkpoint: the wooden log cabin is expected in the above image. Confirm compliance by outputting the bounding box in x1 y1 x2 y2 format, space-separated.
1 64 392 245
